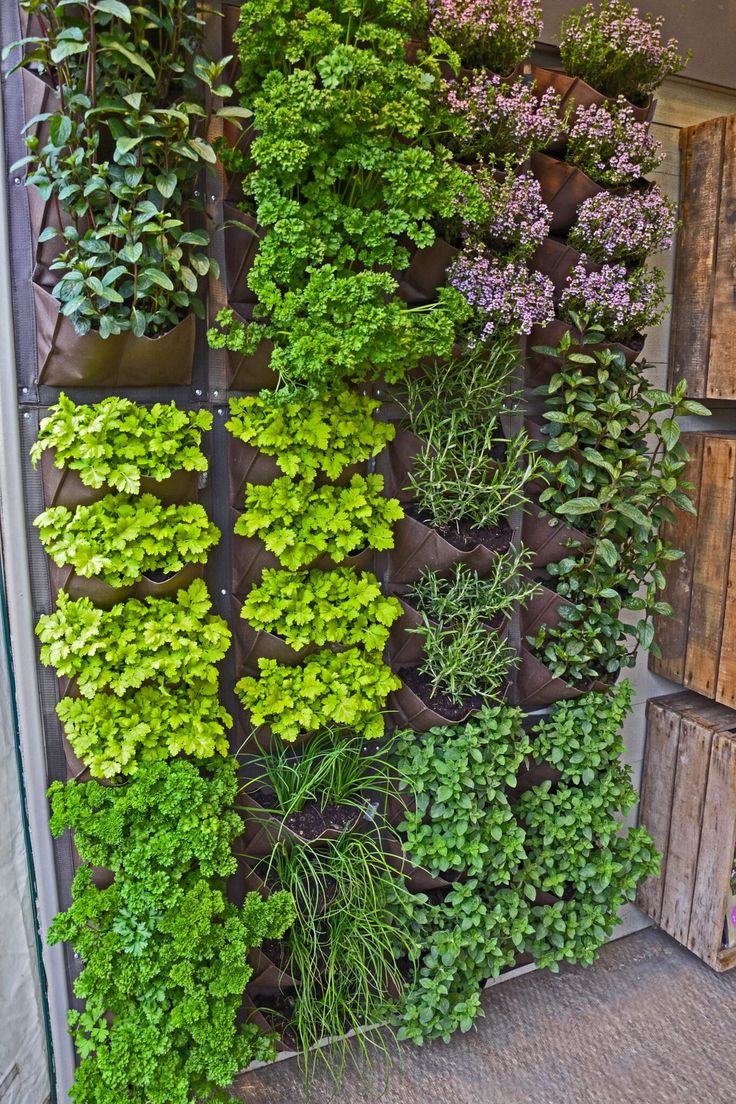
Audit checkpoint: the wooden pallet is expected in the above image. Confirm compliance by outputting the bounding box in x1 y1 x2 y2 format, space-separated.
637 692 736 971
650 431 736 707
669 113 736 400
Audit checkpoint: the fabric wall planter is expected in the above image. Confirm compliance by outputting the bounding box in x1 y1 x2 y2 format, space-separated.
223 305 277 391
397 237 459 305
228 437 364 506
47 559 203 609
39 450 200 508
231 526 374 595
232 598 314 672
521 502 591 568
529 65 655 126
384 429 423 502
525 319 644 388
240 792 366 858
33 285 196 387
386 599 425 669
530 237 592 298
223 205 262 303
386 514 506 585
27 185 90 289
530 152 612 235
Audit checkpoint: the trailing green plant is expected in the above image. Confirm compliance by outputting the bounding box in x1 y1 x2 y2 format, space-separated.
35 493 220 586
528 327 707 685
270 834 416 1086
235 474 403 570
206 0 475 396
226 389 395 481
236 649 400 743
7 1 246 336
246 728 397 817
57 685 232 780
395 706 530 877
403 342 538 531
397 881 533 1044
559 0 689 102
241 567 402 652
48 758 294 1104
36 579 230 697
31 394 212 492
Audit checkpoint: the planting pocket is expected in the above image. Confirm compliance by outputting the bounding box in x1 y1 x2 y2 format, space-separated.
232 598 313 673
34 284 195 386
530 152 612 235
47 560 203 610
530 65 655 126
231 525 374 595
40 448 200 509
521 501 591 568
223 204 263 303
229 438 283 505
386 514 500 584
530 238 594 299
525 318 644 388
223 304 277 391
397 237 460 305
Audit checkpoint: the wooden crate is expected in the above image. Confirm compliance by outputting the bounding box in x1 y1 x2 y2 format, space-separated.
637 692 736 971
669 113 736 400
650 431 736 707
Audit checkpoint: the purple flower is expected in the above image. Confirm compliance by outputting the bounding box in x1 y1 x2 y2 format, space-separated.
430 0 543 73
559 259 666 342
566 98 663 185
569 187 677 263
448 245 555 340
443 73 566 162
453 166 552 255
560 0 689 99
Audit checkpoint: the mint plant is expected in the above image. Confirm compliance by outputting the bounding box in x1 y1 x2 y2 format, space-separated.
395 706 530 877
31 395 211 493
36 579 231 697
236 649 400 743
226 388 395 481
236 474 403 570
48 758 294 1104
35 494 219 586
241 567 402 652
57 686 232 780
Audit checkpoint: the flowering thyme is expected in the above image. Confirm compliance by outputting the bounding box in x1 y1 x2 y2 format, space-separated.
448 246 555 341
442 73 566 163
449 166 551 256
566 99 663 185
559 260 666 342
560 0 689 101
569 188 677 263
430 0 543 74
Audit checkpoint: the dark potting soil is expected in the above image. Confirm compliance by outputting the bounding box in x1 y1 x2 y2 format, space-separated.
407 506 512 553
142 568 178 583
284 801 360 840
399 666 483 720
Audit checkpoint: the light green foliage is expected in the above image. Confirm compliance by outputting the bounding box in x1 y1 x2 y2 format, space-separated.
241 567 402 652
36 580 231 697
8 1 242 336
395 706 530 877
47 759 294 1104
398 882 532 1044
236 648 400 742
35 493 219 586
57 685 232 779
531 682 633 785
31 394 211 492
226 389 395 480
236 473 403 570
530 328 708 685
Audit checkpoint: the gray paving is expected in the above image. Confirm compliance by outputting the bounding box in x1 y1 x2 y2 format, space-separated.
233 927 736 1104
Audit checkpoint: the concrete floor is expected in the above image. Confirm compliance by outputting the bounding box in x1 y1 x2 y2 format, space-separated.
233 927 736 1104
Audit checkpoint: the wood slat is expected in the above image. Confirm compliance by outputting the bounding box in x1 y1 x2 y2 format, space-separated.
659 717 714 944
707 114 736 398
688 732 736 967
684 436 736 697
669 117 725 396
636 699 682 921
651 434 703 684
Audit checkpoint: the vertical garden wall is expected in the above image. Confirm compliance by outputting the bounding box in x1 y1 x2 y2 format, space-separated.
0 1 698 1101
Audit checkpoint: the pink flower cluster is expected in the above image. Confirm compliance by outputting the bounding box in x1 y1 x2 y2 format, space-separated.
566 99 663 185
559 259 665 342
560 1 688 98
448 245 555 340
443 73 565 161
569 187 677 263
460 169 551 253
430 0 542 73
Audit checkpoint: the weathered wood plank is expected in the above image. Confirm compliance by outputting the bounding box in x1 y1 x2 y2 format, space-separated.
669 117 724 396
684 436 736 697
707 115 736 398
659 717 714 943
688 732 736 967
636 700 682 921
651 433 703 684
